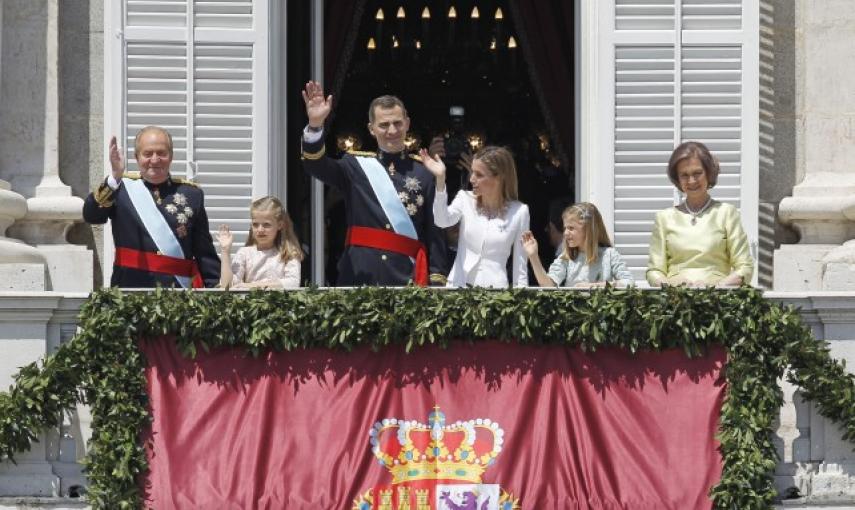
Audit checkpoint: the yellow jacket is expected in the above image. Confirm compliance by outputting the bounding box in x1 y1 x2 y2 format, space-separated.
646 201 754 286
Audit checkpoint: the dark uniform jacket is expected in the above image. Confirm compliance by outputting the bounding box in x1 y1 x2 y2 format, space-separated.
83 174 221 288
302 134 448 286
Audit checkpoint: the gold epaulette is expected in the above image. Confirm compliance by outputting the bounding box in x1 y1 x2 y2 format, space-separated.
430 273 448 286
409 153 423 163
347 150 377 157
172 176 199 188
302 145 326 160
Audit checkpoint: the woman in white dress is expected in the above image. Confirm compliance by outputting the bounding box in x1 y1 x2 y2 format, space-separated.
420 145 530 288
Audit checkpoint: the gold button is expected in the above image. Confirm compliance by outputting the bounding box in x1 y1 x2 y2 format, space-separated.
381 255 387 261
385 223 391 229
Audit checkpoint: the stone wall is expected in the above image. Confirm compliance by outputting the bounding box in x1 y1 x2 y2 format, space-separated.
59 0 103 287
0 0 97 292
774 1 855 291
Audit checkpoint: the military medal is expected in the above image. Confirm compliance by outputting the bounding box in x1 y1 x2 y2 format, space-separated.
404 177 421 192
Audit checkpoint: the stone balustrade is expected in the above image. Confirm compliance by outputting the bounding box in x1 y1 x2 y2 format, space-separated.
0 290 854 508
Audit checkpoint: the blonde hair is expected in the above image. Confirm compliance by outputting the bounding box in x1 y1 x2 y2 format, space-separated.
472 146 519 208
247 196 304 263
560 202 612 264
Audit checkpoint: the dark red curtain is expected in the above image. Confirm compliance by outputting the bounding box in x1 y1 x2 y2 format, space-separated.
141 338 724 509
509 1 574 169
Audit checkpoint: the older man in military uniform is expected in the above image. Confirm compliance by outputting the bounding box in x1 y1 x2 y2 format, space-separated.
83 126 220 288
301 81 447 286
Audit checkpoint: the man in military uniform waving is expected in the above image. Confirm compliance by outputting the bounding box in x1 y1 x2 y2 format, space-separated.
301 81 447 286
83 126 220 288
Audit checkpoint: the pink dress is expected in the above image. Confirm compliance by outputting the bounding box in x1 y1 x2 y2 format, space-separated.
230 246 301 288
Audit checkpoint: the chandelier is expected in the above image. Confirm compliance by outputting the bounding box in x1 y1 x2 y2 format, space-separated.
366 4 518 58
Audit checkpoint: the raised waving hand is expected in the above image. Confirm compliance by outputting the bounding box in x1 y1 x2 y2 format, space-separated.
301 81 333 129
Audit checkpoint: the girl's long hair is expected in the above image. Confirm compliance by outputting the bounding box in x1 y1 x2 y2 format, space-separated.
246 196 304 263
560 202 612 264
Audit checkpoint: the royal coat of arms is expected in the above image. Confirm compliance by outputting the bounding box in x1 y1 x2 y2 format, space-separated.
353 407 520 510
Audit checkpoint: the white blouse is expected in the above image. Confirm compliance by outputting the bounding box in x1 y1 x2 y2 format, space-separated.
230 246 301 288
434 190 530 288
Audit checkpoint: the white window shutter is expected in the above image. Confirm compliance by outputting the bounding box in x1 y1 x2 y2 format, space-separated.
594 0 758 282
106 0 269 251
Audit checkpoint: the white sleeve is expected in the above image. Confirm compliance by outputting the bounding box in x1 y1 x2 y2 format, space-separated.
278 259 302 288
107 175 121 190
433 190 465 228
302 125 324 143
230 248 247 285
512 204 531 287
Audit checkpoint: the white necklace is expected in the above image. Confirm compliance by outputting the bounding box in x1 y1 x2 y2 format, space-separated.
477 201 507 220
684 196 712 225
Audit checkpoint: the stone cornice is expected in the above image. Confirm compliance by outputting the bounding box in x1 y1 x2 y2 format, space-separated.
0 293 87 324
0 291 854 331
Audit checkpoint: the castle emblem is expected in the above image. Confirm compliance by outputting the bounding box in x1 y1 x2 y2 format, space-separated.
353 406 520 510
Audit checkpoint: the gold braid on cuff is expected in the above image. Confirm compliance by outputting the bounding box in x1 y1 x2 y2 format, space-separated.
301 145 326 161
93 183 115 208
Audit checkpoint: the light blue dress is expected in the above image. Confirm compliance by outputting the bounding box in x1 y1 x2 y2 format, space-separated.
547 246 634 287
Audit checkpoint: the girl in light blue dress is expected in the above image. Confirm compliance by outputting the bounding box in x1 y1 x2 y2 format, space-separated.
522 202 633 288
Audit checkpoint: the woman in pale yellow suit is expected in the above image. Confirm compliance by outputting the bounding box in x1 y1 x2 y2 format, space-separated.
646 141 754 287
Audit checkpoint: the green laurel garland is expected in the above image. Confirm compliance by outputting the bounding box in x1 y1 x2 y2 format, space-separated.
1 286 854 509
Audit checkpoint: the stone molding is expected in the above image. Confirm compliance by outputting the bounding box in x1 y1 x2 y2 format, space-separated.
778 173 855 245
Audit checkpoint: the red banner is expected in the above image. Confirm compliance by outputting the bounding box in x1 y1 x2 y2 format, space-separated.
140 338 725 510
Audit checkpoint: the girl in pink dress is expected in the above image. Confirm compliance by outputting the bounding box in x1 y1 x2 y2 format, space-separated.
217 196 303 289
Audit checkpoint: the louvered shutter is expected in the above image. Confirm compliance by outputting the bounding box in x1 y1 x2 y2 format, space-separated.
592 0 758 283
106 0 268 254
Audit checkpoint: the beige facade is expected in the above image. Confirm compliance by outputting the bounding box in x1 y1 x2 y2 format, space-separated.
1 0 855 505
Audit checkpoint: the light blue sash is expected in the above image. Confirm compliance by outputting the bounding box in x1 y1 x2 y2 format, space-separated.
354 156 418 240
123 178 191 288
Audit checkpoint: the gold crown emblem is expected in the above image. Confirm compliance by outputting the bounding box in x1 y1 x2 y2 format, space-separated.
370 406 504 484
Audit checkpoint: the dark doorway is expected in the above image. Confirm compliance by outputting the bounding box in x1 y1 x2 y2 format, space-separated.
286 0 574 285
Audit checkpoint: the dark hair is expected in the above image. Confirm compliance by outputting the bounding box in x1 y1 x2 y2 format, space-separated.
368 95 408 124
666 141 719 190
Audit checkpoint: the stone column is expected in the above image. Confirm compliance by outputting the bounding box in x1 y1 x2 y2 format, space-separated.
6 0 91 292
774 2 855 291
